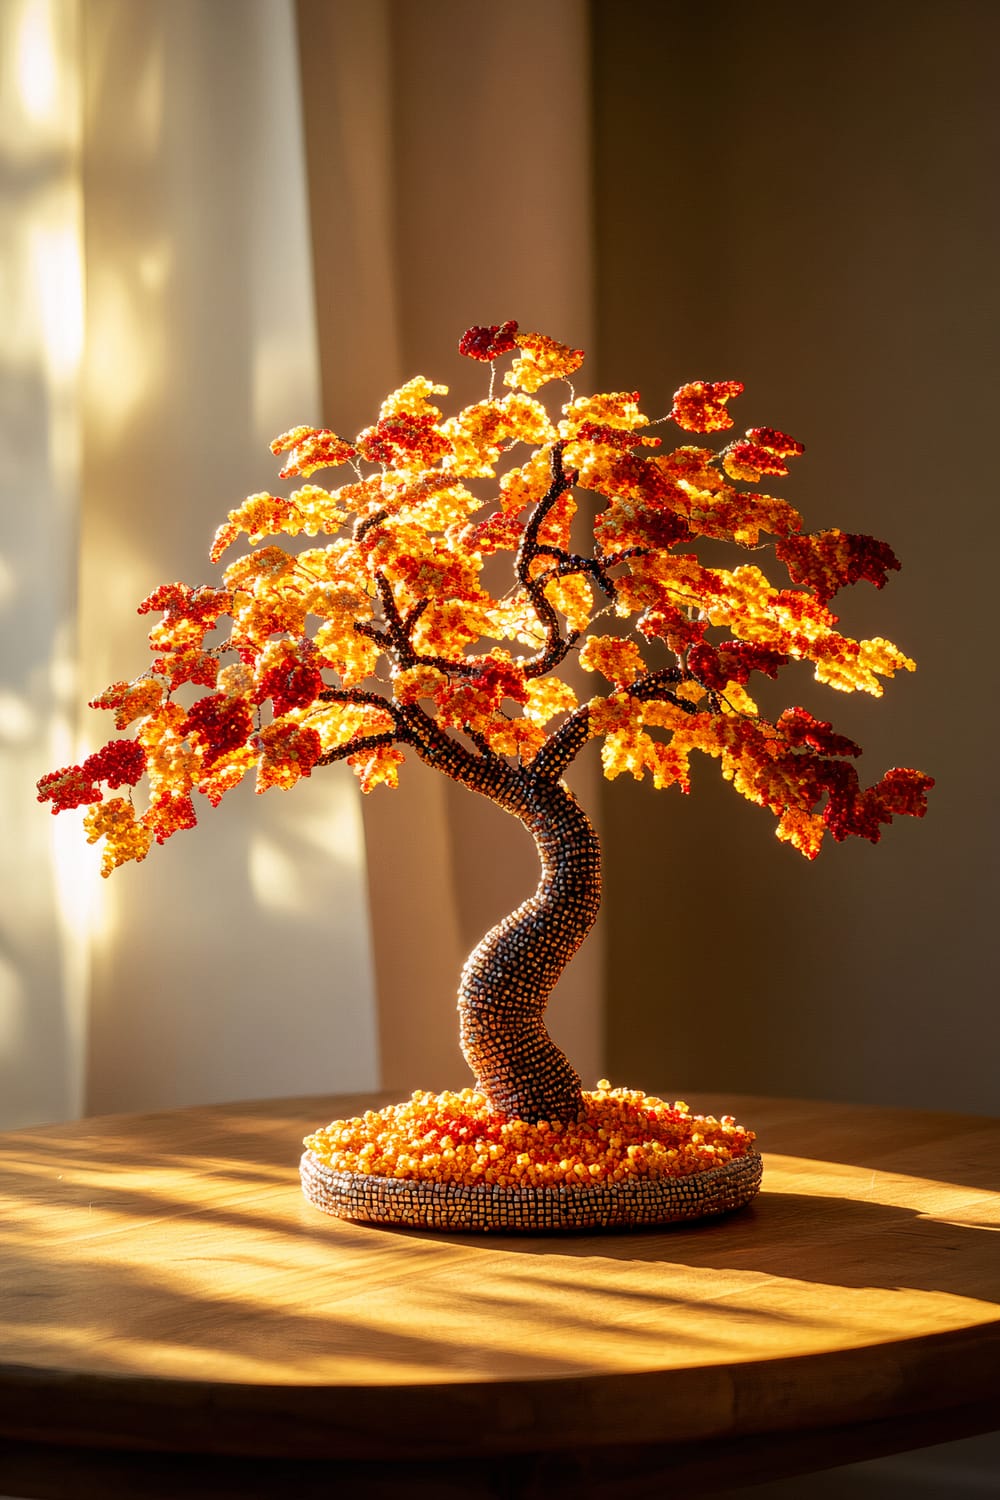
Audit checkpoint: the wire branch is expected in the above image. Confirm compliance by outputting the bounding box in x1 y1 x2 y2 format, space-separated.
532 550 617 595
628 666 697 710
372 571 484 681
534 665 698 783
314 683 411 746
402 598 430 635
463 724 499 758
374 572 414 664
517 443 580 680
399 702 507 778
532 702 594 782
354 619 390 646
597 546 652 570
317 684 400 715
317 731 398 767
354 507 388 543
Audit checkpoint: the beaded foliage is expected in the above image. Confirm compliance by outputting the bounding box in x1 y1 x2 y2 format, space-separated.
38 323 931 1229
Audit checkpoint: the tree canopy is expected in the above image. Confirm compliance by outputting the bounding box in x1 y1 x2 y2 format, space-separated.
38 321 932 870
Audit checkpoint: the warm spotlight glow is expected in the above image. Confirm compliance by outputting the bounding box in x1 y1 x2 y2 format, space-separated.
300 782 369 870
136 240 172 294
85 266 158 441
0 690 35 743
249 834 304 916
15 0 57 123
51 809 108 947
30 221 84 384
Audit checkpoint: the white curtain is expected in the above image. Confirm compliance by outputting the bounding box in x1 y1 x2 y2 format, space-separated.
1 0 87 1126
2 0 382 1127
1 0 600 1128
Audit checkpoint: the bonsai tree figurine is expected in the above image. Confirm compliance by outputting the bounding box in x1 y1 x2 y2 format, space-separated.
39 322 932 1232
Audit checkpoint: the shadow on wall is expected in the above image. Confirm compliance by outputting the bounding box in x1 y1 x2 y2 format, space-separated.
593 0 999 1117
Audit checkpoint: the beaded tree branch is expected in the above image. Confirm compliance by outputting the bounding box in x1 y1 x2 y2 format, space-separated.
39 323 932 1231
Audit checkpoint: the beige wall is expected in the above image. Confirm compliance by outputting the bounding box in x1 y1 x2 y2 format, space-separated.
593 0 998 1114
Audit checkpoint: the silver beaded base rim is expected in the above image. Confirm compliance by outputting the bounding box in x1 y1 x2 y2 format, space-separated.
300 1147 763 1233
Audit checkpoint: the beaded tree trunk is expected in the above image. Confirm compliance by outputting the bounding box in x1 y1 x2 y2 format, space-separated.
39 322 932 1231
445 755 600 1124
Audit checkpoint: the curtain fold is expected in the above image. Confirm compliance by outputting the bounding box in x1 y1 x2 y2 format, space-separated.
0 0 86 1128
2 0 381 1127
296 0 602 1098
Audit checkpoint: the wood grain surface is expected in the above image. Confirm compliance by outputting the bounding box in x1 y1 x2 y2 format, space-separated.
1 1091 998 1498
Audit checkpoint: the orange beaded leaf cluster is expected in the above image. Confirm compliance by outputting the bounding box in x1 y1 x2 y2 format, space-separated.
304 1084 755 1190
38 319 932 871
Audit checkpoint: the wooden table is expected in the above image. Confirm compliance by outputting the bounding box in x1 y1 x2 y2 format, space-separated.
0 1092 997 1499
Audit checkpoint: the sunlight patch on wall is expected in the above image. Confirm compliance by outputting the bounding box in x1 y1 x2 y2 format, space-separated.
45 618 78 708
85 260 165 445
78 525 165 693
0 688 35 742
30 221 84 385
51 811 110 948
249 776 368 917
252 331 319 445
13 0 58 126
291 778 370 869
9 0 83 384
136 240 172 295
248 834 303 918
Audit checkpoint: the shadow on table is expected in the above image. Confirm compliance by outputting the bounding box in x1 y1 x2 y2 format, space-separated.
428 1188 1000 1298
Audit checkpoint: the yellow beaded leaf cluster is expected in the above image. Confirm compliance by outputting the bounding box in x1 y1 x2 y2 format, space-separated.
304 1084 756 1189
38 319 932 868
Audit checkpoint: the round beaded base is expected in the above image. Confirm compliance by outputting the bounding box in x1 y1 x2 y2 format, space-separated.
300 1147 762 1233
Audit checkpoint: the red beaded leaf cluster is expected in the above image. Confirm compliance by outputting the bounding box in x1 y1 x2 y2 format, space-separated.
38 740 147 813
775 529 901 603
38 323 932 873
458 320 520 361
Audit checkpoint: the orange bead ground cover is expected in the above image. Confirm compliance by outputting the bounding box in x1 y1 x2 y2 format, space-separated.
304 1084 756 1190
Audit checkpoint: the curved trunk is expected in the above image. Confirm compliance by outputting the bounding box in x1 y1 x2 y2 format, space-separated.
457 775 601 1122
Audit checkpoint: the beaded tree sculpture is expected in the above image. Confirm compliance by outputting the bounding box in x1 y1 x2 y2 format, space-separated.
39 323 932 1232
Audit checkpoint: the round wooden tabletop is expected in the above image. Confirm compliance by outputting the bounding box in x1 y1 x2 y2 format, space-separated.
0 1090 998 1499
